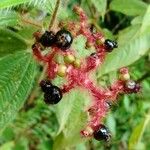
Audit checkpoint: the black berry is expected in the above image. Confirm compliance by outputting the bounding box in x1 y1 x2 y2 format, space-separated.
124 80 141 93
44 86 62 104
90 52 99 59
90 24 97 33
134 83 141 93
104 39 118 52
39 31 55 47
40 80 53 93
32 43 36 49
105 101 112 108
55 29 73 50
93 124 111 142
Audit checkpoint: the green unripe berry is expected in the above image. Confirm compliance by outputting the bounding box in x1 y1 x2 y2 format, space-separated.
120 73 130 81
64 54 75 64
74 58 81 68
57 64 67 77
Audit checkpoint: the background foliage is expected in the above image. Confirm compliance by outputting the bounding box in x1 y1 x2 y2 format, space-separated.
0 0 150 149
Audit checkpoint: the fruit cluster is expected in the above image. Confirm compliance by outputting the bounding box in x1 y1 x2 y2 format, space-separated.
32 6 140 142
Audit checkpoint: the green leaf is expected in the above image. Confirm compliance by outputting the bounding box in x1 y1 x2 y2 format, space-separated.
128 116 150 150
0 10 19 26
91 0 107 19
0 141 14 150
7 100 59 144
76 143 87 150
0 51 36 132
54 91 78 134
123 95 130 112
103 28 114 39
106 113 116 137
1 127 15 141
140 5 150 33
117 25 141 46
0 0 31 9
38 140 53 150
12 137 29 150
131 15 144 25
0 28 27 57
98 28 150 77
72 35 94 59
17 26 38 41
97 6 150 77
110 0 147 16
53 89 90 149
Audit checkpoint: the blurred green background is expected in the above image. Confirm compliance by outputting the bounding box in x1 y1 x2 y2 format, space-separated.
0 0 150 150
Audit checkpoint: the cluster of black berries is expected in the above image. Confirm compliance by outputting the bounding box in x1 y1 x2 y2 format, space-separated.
40 80 62 105
39 29 73 50
104 39 118 52
93 124 111 142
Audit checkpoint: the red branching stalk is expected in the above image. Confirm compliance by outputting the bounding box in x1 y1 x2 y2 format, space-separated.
32 6 141 138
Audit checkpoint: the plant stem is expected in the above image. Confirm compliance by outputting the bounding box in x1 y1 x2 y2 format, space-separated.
90 20 104 33
21 16 42 28
48 0 61 30
112 17 127 33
